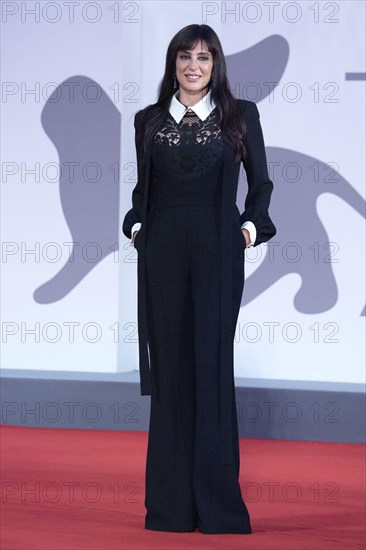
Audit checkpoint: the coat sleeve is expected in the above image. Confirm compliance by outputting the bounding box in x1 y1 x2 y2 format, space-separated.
122 110 145 239
239 100 276 246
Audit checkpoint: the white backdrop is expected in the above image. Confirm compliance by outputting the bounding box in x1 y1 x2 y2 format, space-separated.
1 1 365 384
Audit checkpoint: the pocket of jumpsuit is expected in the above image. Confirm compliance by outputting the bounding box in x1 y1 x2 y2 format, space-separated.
234 204 247 249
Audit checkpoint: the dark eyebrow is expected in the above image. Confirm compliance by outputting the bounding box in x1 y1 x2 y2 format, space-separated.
179 50 211 56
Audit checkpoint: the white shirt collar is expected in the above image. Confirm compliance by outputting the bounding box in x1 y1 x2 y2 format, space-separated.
169 88 216 123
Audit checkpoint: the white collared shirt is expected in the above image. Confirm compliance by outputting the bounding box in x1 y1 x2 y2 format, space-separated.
169 88 216 123
131 89 256 247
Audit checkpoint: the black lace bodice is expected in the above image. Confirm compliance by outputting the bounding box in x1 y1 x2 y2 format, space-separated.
150 107 224 187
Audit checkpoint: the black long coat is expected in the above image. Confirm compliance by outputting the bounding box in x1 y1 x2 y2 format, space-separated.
122 98 276 465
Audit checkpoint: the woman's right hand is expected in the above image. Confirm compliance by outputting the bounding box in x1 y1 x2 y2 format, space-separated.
130 222 142 246
132 230 139 245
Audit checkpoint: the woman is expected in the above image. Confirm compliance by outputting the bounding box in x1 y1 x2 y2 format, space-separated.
122 24 276 534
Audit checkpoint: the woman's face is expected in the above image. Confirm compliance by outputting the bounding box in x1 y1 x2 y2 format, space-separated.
175 40 213 95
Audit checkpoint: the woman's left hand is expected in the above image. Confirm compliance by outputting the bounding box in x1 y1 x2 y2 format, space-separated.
242 228 250 247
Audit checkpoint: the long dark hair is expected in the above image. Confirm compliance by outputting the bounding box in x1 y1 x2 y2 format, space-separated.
138 24 247 162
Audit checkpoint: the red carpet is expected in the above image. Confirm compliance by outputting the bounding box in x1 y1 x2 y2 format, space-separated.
1 425 364 549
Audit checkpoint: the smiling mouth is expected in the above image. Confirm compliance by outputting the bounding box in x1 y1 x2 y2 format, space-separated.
185 75 201 80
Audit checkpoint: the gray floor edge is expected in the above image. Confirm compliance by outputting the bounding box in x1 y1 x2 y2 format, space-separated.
1 369 365 443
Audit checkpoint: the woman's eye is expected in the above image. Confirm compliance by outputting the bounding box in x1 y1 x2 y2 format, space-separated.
179 55 209 61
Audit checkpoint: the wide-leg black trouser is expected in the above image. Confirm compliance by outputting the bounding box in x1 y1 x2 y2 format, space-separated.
140 203 251 534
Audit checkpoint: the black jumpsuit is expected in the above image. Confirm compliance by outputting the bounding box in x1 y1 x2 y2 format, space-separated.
134 107 252 534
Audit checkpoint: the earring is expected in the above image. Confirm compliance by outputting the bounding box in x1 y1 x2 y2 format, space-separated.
173 74 178 88
211 70 214 81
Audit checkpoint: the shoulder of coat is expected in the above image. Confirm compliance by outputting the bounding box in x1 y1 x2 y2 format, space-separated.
136 103 159 118
236 98 257 111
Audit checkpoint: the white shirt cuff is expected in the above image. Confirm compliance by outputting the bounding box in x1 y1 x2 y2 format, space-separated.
241 221 256 247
